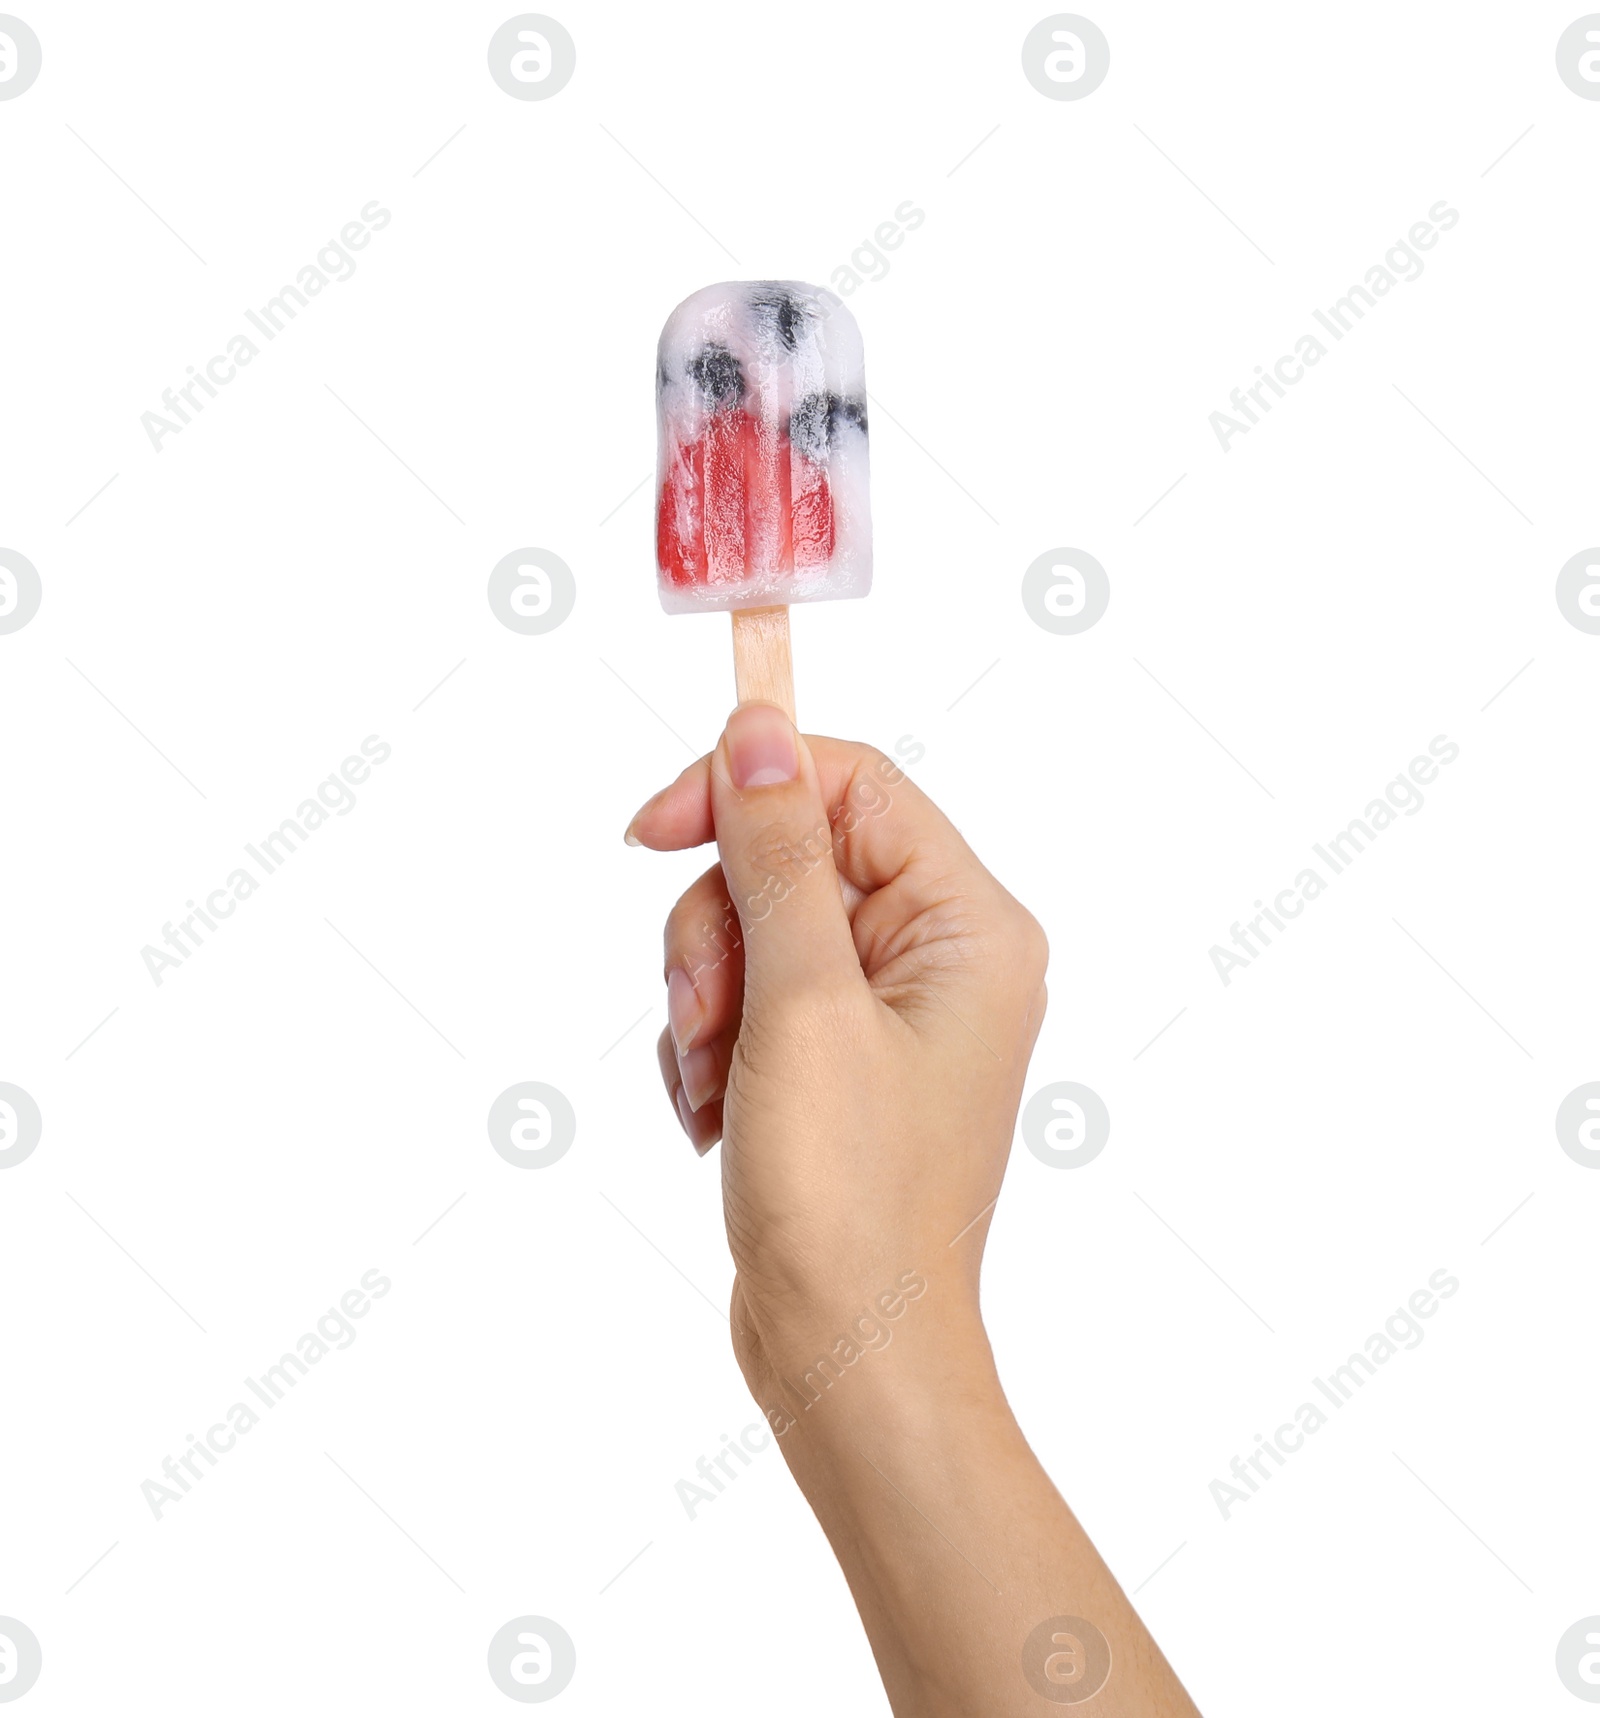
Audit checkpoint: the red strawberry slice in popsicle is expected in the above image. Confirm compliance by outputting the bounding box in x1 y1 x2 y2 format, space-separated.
658 407 835 589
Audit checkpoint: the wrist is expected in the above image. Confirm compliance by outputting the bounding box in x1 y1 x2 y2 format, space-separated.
748 1276 1003 1454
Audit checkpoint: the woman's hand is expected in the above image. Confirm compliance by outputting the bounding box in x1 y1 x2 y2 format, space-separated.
626 702 1200 1717
625 701 1048 1394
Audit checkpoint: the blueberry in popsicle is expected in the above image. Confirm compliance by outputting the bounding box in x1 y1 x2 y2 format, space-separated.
656 281 871 719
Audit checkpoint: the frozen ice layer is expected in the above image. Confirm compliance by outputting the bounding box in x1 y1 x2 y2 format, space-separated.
656 281 871 614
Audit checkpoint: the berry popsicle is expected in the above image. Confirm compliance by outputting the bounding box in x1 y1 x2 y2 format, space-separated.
656 281 870 719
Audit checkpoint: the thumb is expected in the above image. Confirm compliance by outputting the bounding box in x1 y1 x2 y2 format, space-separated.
710 702 861 1002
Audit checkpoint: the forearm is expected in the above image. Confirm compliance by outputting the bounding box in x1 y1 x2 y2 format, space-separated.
758 1300 1201 1716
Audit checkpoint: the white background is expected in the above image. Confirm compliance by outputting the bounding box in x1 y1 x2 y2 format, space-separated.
2 1 1597 1712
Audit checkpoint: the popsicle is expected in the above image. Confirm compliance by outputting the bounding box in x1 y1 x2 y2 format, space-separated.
655 281 871 720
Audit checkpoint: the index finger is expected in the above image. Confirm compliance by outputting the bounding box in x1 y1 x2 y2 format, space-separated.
625 734 978 897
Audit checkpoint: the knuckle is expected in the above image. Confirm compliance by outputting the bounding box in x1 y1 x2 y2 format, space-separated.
741 817 832 896
664 887 738 973
744 972 867 1053
1005 904 1050 980
854 742 896 782
837 751 899 829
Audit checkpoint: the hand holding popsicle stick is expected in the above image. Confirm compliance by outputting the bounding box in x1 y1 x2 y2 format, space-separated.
627 711 1200 1716
630 284 1201 1717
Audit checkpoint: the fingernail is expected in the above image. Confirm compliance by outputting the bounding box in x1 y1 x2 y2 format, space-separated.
727 703 799 789
667 966 702 1055
624 786 664 844
674 1085 697 1139
678 1044 719 1111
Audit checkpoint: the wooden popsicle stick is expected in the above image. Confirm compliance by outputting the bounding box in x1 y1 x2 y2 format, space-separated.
730 605 795 723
